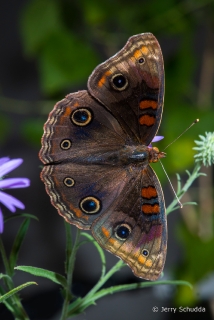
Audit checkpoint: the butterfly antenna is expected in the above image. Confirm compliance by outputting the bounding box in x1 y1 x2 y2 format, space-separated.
159 160 183 208
163 119 199 151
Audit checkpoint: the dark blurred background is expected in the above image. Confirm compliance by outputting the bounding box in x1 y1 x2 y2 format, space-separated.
0 0 214 319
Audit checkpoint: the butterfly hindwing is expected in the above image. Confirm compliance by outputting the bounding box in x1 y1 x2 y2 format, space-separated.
40 163 134 229
92 165 166 280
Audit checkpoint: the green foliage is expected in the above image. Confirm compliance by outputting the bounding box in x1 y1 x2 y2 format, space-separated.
0 216 37 319
0 282 37 304
15 266 67 287
20 0 63 56
39 30 99 94
20 0 204 96
16 229 192 319
194 132 214 166
20 0 100 95
166 164 203 214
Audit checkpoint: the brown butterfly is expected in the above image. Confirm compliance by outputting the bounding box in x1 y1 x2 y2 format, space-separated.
39 33 167 280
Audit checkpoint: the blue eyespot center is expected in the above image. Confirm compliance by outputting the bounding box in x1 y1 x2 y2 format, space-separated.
116 225 131 240
138 57 145 64
112 74 128 90
74 110 88 122
142 249 149 256
71 108 92 126
83 199 96 211
80 196 101 214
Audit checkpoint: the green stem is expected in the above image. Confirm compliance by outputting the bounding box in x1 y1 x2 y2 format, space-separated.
68 260 126 315
85 279 192 305
65 221 73 274
60 228 81 320
0 238 29 319
166 162 202 215
85 260 125 298
0 237 11 275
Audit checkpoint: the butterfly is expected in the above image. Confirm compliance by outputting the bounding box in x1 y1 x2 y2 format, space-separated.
39 33 167 280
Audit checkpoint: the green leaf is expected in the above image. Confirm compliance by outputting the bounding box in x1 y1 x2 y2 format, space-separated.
0 282 37 303
15 266 67 288
9 219 30 273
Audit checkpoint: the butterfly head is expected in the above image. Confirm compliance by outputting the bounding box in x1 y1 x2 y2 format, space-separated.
148 147 166 163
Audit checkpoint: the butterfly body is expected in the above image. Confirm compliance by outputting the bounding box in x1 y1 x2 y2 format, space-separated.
40 33 167 280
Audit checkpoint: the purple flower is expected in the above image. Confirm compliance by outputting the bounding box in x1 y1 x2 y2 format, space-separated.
149 136 164 148
0 157 30 233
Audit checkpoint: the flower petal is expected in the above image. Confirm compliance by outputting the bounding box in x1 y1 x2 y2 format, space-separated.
0 178 30 189
0 159 23 177
0 207 3 233
152 136 164 143
0 191 25 212
0 157 10 166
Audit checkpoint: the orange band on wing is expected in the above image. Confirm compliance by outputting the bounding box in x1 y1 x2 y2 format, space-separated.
141 46 149 55
63 107 72 117
138 255 152 267
70 206 89 220
139 100 158 110
58 106 72 125
101 227 116 244
98 70 111 87
142 204 160 215
109 238 116 245
133 49 142 59
141 186 157 199
101 226 110 238
139 114 155 126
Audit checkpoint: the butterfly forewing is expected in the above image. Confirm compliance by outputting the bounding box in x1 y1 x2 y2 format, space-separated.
88 33 164 145
39 90 127 165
